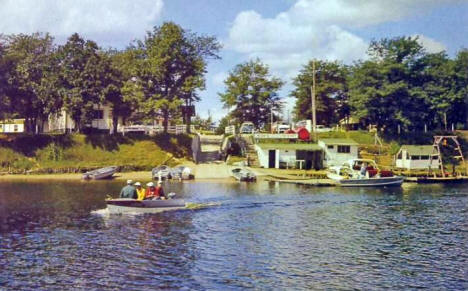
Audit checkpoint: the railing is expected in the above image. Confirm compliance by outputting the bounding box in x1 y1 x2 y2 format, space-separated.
119 124 196 135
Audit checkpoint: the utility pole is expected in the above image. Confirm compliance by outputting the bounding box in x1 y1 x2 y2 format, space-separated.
310 59 317 142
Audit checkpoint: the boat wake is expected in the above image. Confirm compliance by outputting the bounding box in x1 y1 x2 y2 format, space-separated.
185 202 222 210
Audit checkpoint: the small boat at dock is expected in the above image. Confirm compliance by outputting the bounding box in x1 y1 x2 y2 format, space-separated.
231 167 256 182
170 166 194 180
106 198 186 214
327 159 404 187
83 166 118 180
152 165 172 180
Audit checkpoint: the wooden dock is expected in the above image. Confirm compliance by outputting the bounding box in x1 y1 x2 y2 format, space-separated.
265 177 337 186
405 176 468 183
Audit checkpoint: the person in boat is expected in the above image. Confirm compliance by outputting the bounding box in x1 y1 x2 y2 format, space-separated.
135 182 145 200
145 181 166 200
120 180 138 199
360 162 368 178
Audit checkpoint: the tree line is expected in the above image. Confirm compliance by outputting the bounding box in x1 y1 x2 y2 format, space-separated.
219 36 468 134
0 22 221 133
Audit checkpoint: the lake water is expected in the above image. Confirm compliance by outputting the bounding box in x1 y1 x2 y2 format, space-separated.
1 179 467 290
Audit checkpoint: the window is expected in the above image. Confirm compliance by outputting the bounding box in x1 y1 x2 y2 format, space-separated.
93 110 104 119
14 125 18 132
327 145 334 149
397 152 402 159
420 155 429 160
410 155 419 160
337 145 350 153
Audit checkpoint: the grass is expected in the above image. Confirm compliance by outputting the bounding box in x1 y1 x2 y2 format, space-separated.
0 133 193 173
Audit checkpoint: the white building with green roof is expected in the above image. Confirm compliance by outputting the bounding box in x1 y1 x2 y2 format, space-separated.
255 143 323 169
318 138 359 167
395 145 440 170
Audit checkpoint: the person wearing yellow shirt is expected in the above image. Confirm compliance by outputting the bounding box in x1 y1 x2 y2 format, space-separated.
134 182 145 200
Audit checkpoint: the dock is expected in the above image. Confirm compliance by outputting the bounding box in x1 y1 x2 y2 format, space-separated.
265 177 337 186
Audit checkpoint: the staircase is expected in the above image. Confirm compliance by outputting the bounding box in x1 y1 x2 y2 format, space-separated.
240 135 260 167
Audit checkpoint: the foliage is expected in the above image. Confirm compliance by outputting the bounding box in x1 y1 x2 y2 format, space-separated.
291 60 349 124
1 33 61 132
125 22 221 131
219 59 284 129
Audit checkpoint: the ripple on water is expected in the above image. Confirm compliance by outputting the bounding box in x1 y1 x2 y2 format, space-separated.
1 181 468 290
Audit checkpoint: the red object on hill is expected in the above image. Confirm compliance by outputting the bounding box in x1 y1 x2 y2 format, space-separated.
296 128 310 141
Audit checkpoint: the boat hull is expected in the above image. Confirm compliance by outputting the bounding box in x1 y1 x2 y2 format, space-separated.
106 198 186 214
336 176 404 187
83 166 118 180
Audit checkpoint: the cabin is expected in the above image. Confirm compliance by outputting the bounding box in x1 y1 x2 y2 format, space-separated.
44 104 123 133
255 143 323 169
318 138 359 167
395 145 440 170
0 119 25 133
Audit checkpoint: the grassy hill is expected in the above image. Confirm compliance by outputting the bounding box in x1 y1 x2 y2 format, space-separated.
0 133 193 173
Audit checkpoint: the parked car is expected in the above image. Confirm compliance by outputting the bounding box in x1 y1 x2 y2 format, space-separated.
316 125 333 132
239 122 255 134
276 124 290 133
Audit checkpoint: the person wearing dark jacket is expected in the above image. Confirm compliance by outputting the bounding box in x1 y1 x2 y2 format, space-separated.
120 180 138 199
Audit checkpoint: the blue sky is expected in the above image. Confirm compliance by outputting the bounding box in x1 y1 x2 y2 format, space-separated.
1 0 467 121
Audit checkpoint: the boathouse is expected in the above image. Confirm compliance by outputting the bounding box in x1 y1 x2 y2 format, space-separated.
255 143 323 169
395 145 440 170
318 138 359 167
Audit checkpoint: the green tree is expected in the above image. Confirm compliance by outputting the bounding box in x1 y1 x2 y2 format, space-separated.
56 33 106 132
131 22 220 132
291 60 349 124
219 59 284 129
2 33 61 132
453 49 468 128
349 36 430 133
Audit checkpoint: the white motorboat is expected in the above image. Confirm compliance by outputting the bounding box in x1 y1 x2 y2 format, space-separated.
231 167 256 182
327 159 404 187
83 166 118 180
151 165 172 180
106 198 186 214
170 166 194 180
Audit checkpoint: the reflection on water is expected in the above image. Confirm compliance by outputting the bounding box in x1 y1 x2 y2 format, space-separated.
1 179 467 290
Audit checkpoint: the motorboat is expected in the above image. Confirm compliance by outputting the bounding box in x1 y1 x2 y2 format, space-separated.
231 167 256 182
151 165 172 180
327 159 404 187
83 166 118 180
170 166 194 180
106 197 186 214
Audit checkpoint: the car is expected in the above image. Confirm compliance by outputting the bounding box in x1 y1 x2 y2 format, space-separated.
316 125 333 132
239 122 255 134
275 124 290 133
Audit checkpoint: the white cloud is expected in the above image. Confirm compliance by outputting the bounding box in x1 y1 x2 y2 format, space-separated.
227 0 456 79
226 0 457 119
414 34 447 53
0 0 164 46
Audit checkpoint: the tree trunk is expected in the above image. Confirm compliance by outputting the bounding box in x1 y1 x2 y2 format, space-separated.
111 115 118 135
163 109 169 133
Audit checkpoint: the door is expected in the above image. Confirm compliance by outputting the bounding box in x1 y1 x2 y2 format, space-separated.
268 150 276 168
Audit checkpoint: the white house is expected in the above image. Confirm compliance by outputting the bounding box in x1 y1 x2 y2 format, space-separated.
44 104 122 133
0 119 25 133
255 143 323 169
318 138 359 167
395 145 440 170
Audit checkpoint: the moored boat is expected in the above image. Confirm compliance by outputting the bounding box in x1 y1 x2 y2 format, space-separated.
152 165 172 180
327 159 404 187
231 167 256 182
170 166 194 180
106 198 186 214
83 166 118 180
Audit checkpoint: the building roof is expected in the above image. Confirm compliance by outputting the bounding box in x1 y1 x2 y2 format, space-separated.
400 145 435 156
257 143 322 151
318 138 359 145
